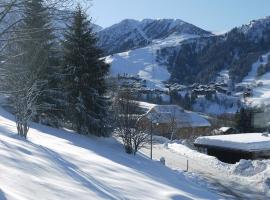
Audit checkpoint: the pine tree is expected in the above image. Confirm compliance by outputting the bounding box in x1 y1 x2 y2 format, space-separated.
21 0 64 127
235 107 253 133
4 0 65 138
62 5 110 136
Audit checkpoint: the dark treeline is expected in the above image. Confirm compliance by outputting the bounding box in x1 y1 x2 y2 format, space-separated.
159 26 270 85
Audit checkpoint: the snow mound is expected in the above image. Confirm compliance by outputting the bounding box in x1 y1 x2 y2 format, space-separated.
233 160 267 177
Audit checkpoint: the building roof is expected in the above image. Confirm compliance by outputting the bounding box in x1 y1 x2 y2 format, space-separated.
219 127 232 132
145 105 211 128
195 133 270 151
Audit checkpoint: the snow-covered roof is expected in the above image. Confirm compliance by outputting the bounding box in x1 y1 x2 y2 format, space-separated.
145 105 211 128
195 133 270 151
219 127 232 132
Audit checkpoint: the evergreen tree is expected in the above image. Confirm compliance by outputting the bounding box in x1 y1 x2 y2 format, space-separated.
21 0 63 127
235 107 253 133
3 0 60 137
62 5 110 136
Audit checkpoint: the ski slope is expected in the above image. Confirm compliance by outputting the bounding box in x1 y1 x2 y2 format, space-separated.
106 34 198 90
0 108 222 200
239 52 270 106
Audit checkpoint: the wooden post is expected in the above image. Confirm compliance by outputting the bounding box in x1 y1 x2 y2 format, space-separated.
186 159 189 172
150 121 153 160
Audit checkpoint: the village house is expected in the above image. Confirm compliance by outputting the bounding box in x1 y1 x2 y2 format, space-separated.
194 133 270 164
138 105 211 139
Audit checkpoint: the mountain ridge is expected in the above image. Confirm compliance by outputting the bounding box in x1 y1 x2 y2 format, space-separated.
97 18 212 55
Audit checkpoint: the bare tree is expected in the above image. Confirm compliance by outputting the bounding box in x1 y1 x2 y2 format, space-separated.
113 88 149 154
169 106 177 141
131 121 149 155
0 0 81 137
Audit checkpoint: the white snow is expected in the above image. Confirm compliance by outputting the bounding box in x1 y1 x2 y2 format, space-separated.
0 107 222 200
233 159 267 177
106 47 170 90
141 137 270 199
218 127 231 132
138 101 157 110
195 133 270 151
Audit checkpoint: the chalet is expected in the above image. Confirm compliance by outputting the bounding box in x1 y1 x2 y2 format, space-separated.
139 105 211 139
194 133 270 164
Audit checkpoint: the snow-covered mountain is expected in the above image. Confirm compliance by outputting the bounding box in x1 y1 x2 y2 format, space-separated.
98 18 212 55
102 16 270 114
101 18 212 90
239 16 270 40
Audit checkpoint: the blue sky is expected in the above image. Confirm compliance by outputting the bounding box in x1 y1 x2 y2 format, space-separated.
86 0 270 32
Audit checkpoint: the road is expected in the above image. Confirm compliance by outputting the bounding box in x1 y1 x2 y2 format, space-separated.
140 143 268 200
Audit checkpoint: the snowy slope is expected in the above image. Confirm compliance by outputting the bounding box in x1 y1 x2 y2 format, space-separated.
238 51 270 106
106 34 199 90
0 108 222 200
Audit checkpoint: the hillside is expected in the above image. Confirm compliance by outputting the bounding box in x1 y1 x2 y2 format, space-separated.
105 34 199 90
0 108 222 200
160 16 270 85
102 16 270 86
102 18 210 90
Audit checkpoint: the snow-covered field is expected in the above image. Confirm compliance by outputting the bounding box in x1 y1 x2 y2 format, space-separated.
141 137 270 199
0 107 224 200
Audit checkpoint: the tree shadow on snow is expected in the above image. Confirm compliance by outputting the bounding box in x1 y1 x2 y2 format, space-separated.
28 124 218 199
0 107 235 199
0 189 7 200
30 143 122 200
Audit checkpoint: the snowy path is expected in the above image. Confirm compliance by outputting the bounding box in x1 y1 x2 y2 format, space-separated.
141 144 268 200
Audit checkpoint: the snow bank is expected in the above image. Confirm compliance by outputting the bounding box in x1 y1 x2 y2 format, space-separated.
233 160 267 177
167 142 228 171
167 140 270 195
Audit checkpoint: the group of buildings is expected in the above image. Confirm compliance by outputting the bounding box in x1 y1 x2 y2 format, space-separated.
139 104 270 164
